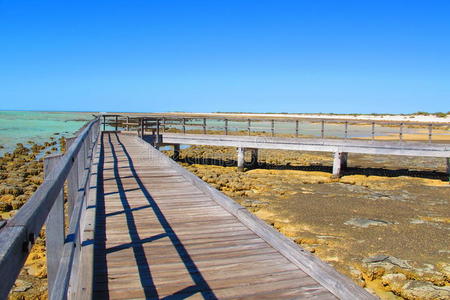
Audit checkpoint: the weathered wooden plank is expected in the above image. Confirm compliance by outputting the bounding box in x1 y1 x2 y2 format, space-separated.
161 133 450 157
44 154 65 297
73 134 101 300
136 134 377 299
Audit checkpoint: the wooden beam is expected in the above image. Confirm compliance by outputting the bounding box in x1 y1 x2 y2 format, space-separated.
237 147 245 172
332 152 348 178
66 137 78 218
161 133 450 158
44 154 65 297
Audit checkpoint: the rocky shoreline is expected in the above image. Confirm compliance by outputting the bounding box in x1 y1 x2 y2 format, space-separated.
0 136 67 300
163 145 450 300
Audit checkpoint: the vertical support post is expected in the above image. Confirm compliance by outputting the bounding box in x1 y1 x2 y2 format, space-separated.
77 137 86 191
399 123 403 141
225 119 228 135
344 121 348 139
271 120 274 137
428 124 432 143
183 118 186 134
332 152 348 178
237 147 245 172
250 148 258 168
162 117 166 133
115 115 118 131
173 144 180 161
371 122 375 140
66 137 78 219
248 119 251 136
447 158 450 181
321 120 325 139
102 115 106 131
295 120 299 137
155 119 161 149
140 118 144 138
126 116 129 131
203 118 206 134
44 154 65 297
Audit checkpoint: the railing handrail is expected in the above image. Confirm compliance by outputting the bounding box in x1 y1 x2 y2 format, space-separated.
101 113 450 126
0 117 100 299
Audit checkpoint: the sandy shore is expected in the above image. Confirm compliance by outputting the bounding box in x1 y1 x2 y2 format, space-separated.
163 145 450 300
110 112 450 124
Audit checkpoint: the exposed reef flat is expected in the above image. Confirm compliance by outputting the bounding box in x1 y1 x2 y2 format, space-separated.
163 145 450 300
0 138 67 300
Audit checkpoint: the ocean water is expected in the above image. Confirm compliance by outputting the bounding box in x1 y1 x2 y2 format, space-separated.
0 111 95 156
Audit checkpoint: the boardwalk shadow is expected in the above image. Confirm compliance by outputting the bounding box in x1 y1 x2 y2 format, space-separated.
95 133 217 299
179 156 448 181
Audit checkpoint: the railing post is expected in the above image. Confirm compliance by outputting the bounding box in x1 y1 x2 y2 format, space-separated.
78 137 86 197
271 120 274 137
182 118 186 134
140 118 144 138
344 121 348 139
44 154 65 298
115 115 118 131
102 115 106 131
156 119 161 149
163 117 166 133
399 123 403 142
371 122 375 141
248 119 251 136
66 137 78 218
126 116 130 131
428 124 432 143
225 119 228 135
203 118 206 134
321 120 325 139
295 120 299 137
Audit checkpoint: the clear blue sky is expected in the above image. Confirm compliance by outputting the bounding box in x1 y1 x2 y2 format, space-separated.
1 1 449 113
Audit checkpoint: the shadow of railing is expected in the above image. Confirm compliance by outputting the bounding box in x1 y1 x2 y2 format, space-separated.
179 156 448 181
96 132 217 299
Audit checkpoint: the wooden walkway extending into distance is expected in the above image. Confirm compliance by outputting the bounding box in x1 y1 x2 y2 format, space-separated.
0 117 379 299
86 132 373 299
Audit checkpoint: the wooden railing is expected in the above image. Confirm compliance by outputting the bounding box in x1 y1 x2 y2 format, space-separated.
101 114 450 143
0 117 101 299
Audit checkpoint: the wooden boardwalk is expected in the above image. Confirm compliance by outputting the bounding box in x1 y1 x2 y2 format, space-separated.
90 132 373 299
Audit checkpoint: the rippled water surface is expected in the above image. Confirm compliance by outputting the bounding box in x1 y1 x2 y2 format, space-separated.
0 111 94 155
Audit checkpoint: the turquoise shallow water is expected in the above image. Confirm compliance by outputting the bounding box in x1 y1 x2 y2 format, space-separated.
0 111 95 156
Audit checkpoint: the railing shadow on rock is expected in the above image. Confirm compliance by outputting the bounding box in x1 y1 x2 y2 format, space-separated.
0 117 101 300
